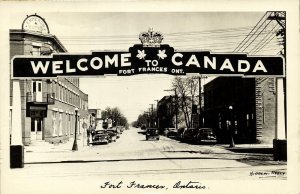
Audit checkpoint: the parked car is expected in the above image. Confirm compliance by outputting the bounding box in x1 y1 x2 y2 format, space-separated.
106 129 117 142
195 128 217 144
176 127 186 141
110 127 120 138
181 128 199 143
166 128 178 138
138 125 147 135
145 128 159 140
117 126 124 133
91 129 110 145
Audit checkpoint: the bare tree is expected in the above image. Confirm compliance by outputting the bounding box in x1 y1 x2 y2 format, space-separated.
102 107 128 127
172 76 199 128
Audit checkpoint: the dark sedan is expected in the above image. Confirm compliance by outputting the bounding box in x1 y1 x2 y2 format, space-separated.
91 129 110 145
145 128 159 141
195 128 217 144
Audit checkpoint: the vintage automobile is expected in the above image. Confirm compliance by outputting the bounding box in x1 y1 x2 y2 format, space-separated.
181 128 199 143
110 127 120 139
116 126 124 134
106 128 117 142
91 129 110 145
195 128 217 144
145 128 159 141
138 125 147 135
166 128 178 138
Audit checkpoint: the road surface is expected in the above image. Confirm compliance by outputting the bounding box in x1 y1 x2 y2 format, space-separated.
4 127 287 194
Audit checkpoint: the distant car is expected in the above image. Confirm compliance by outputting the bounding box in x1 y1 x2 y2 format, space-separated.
138 125 147 135
145 128 159 141
116 126 124 134
91 129 110 144
141 125 146 130
195 128 217 144
110 127 120 138
166 128 178 138
106 129 117 142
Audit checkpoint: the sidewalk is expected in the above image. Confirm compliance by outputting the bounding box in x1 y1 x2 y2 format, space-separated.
24 135 89 153
217 143 274 154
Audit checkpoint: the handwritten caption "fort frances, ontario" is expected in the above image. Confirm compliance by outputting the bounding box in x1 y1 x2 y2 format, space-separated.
100 180 207 190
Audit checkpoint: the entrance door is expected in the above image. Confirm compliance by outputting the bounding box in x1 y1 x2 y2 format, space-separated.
31 118 43 140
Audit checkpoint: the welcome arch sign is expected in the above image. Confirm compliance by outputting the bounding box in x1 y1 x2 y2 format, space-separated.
12 28 285 79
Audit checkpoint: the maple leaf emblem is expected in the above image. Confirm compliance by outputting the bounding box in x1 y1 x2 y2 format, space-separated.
136 50 146 60
157 49 167 60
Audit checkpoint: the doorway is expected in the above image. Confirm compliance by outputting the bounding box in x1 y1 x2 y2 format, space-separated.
31 118 43 141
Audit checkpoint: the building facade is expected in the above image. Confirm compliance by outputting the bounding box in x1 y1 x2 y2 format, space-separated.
203 77 276 144
157 96 176 131
10 15 89 145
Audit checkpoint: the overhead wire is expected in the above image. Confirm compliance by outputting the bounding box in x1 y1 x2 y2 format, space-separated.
233 12 271 52
248 23 280 54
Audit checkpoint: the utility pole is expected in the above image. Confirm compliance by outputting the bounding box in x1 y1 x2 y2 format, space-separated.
149 104 154 127
193 75 207 127
267 11 286 160
155 100 159 128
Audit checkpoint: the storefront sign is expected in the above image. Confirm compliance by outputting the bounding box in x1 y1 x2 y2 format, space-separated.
26 104 48 117
12 29 285 78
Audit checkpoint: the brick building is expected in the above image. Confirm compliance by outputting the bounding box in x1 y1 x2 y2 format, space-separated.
203 77 276 144
157 96 176 131
9 14 89 145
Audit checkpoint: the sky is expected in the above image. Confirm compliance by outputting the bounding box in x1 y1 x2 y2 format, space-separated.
9 12 275 122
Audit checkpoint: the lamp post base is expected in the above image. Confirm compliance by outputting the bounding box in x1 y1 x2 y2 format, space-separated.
273 139 287 161
72 140 78 151
10 145 24 168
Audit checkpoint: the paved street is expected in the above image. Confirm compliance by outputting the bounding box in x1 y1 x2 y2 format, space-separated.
5 127 287 194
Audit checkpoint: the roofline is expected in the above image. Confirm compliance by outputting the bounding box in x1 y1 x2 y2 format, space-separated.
10 29 68 52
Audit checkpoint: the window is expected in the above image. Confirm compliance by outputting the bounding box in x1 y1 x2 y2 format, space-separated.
52 111 57 136
60 86 62 100
59 113 62 136
32 46 41 56
33 82 36 92
38 82 41 92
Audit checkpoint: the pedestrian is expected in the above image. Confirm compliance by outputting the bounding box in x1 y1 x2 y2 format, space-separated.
87 126 91 145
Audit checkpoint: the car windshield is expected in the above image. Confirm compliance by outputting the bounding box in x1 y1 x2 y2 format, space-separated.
147 128 157 133
200 129 214 134
95 130 106 134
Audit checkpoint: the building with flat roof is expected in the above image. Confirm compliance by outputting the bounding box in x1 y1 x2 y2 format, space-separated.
203 77 276 144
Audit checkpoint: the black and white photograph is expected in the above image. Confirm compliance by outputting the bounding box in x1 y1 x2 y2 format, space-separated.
0 1 299 194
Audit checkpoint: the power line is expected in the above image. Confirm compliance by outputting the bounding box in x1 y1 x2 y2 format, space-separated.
248 23 280 54
233 12 271 52
252 34 277 55
240 20 272 52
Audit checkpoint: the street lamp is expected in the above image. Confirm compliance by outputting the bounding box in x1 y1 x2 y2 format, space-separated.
228 106 235 148
72 107 79 151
